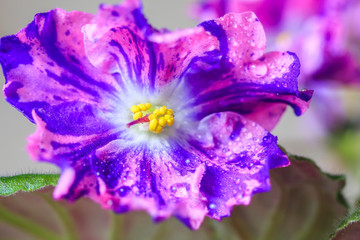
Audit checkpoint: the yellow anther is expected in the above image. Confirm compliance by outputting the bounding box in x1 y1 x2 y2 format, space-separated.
145 103 151 109
159 106 167 115
133 111 143 120
138 103 147 111
130 104 174 134
167 117 174 126
148 114 156 121
153 109 161 116
149 119 158 131
131 105 140 113
155 125 163 133
158 117 167 127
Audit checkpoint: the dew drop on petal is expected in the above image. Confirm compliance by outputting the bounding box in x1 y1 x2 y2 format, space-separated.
263 135 273 144
209 203 216 209
170 183 190 198
249 63 268 77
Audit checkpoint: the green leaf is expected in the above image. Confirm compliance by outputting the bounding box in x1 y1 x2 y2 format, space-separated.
0 174 59 196
0 154 348 240
330 207 360 240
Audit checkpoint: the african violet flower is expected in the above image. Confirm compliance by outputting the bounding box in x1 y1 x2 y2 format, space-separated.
0 0 312 229
191 0 360 86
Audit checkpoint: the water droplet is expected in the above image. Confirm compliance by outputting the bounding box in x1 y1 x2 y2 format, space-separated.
119 186 131 197
170 183 190 198
222 148 230 153
263 135 273 144
209 203 216 209
249 63 268 77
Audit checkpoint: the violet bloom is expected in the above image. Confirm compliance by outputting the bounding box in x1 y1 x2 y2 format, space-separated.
0 0 311 229
191 0 360 86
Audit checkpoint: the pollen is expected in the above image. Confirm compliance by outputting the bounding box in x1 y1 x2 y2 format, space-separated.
129 103 174 134
133 112 143 120
130 103 151 120
147 105 175 134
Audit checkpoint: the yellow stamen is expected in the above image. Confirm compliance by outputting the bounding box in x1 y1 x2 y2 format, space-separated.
130 105 140 113
129 103 175 134
138 103 147 111
155 125 163 133
158 117 167 127
159 106 167 115
133 111 143 120
167 117 174 126
149 119 158 131
148 114 156 121
153 109 160 116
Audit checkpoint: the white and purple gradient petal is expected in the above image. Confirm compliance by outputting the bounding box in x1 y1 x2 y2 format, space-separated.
1 0 311 230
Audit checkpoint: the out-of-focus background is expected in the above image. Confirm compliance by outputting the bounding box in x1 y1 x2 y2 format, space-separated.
0 0 359 201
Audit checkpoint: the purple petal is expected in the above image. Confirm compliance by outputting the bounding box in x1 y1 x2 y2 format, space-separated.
193 111 289 219
83 3 228 91
0 9 120 124
183 13 312 130
49 137 208 230
42 110 288 229
82 1 158 89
